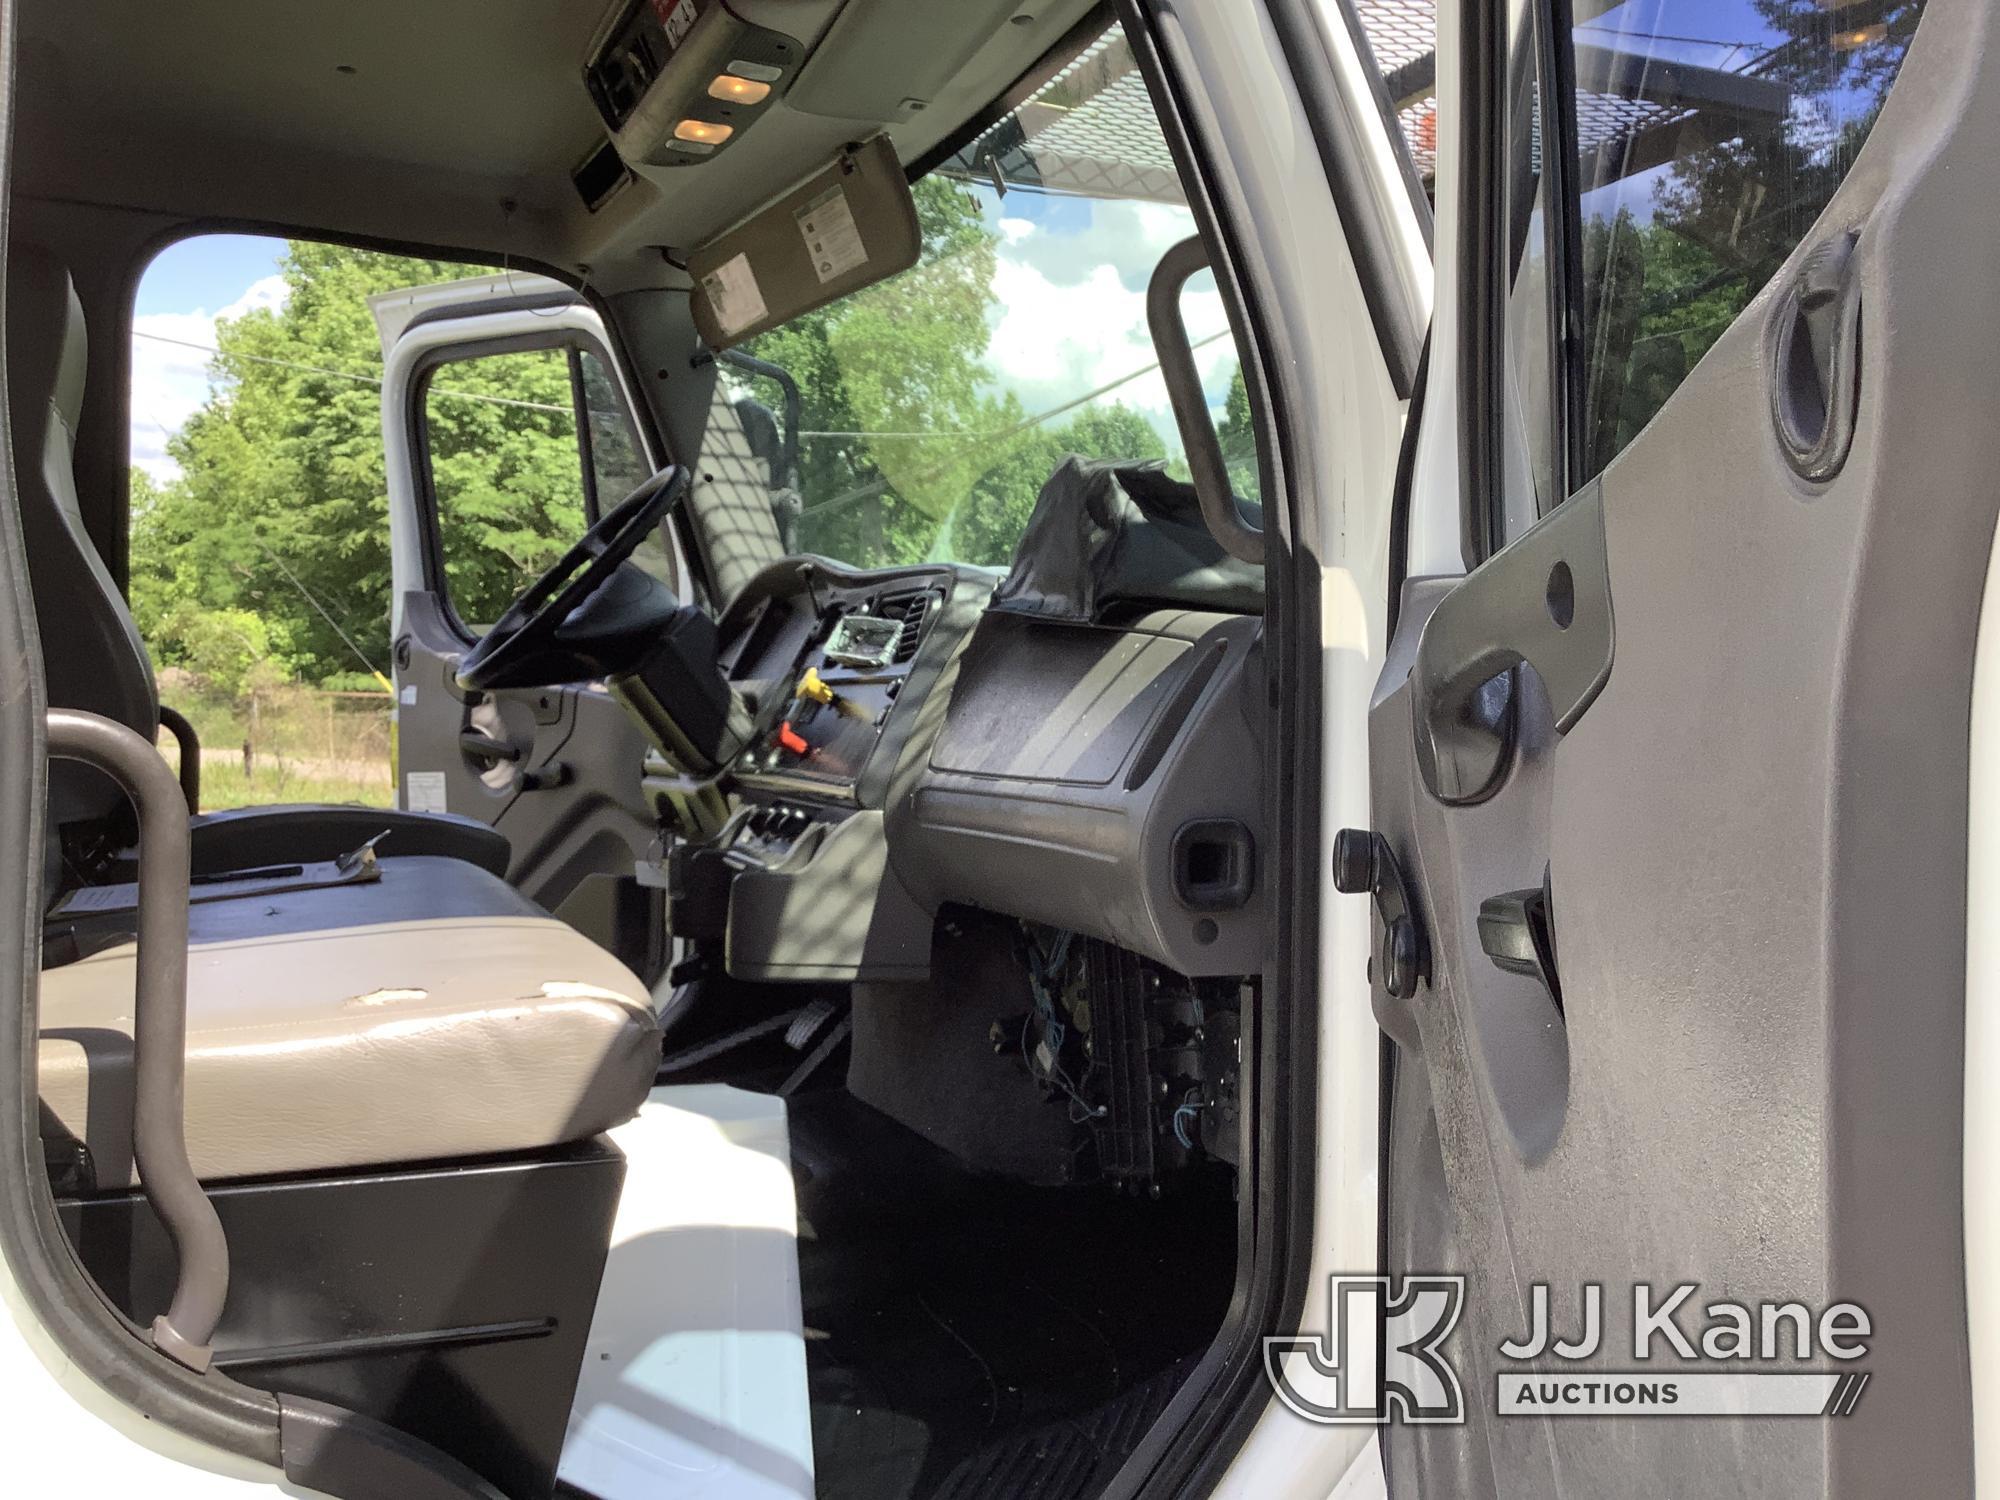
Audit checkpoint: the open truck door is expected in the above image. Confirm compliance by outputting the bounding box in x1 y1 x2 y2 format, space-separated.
372 273 676 967
1364 0 1990 1493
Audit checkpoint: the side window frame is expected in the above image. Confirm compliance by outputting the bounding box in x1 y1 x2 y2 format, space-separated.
407 326 646 643
1496 0 1587 543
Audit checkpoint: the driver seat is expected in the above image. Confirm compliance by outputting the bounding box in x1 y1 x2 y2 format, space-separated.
15 244 662 1186
8 243 510 889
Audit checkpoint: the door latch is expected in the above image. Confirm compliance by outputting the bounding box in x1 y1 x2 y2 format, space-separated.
1476 866 1562 1013
1332 828 1430 1000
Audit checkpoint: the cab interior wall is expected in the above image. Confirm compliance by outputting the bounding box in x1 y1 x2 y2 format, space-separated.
8 3 1294 1497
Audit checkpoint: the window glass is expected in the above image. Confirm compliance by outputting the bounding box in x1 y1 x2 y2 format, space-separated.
579 347 650 511
129 235 498 809
423 346 589 629
1507 0 1926 512
722 23 1259 573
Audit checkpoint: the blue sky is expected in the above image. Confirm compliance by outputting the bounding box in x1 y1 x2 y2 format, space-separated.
130 234 289 479
135 234 282 319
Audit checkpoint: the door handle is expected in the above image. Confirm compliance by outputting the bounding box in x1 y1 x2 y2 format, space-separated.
458 730 522 764
1771 229 1862 482
1411 482 1614 804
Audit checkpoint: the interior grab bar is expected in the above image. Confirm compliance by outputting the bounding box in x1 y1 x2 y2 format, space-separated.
1145 236 1265 566
47 708 228 1370
156 704 201 814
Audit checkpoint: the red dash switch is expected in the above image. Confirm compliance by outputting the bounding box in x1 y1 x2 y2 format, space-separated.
777 722 808 756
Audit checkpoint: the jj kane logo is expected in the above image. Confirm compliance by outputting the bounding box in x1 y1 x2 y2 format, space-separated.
1265 1278 1872 1424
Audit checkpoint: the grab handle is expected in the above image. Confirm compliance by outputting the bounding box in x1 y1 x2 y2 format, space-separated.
48 709 227 1370
1146 237 1265 565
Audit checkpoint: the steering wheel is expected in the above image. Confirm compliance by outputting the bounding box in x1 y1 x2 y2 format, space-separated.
456 466 687 692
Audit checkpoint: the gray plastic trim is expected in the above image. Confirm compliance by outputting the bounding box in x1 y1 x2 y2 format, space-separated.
279 1396 506 1500
1147 237 1265 565
901 609 1267 976
1411 478 1611 803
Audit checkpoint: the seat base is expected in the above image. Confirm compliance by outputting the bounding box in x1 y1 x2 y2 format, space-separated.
60 1136 624 1500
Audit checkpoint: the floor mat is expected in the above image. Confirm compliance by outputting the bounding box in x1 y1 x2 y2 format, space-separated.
790 1091 1235 1500
927 1360 1193 1500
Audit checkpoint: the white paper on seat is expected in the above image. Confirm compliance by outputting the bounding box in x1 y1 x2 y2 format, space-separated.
559 1084 815 1500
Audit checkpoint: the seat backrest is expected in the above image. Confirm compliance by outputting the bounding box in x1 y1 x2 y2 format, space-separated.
8 244 160 850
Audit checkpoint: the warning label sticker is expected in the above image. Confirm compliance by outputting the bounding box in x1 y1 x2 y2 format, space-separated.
796 186 869 284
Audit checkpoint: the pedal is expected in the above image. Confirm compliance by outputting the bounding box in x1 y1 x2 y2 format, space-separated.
784 997 841 1051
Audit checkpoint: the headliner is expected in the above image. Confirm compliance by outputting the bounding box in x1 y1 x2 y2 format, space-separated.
14 0 1099 293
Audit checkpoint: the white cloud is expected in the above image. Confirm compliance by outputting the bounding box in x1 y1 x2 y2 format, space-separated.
981 204 1240 457
998 217 1036 245
129 273 288 481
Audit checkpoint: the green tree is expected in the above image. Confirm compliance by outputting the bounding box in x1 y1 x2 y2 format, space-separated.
948 401 1169 567
744 177 1002 567
132 243 532 681
1572 2 1923 474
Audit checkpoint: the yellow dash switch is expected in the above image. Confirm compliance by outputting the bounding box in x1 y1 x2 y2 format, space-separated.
798 668 835 705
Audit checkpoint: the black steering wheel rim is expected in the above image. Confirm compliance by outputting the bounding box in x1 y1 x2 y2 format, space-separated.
456 465 687 691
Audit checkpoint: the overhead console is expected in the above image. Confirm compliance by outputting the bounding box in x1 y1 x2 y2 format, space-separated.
583 0 830 167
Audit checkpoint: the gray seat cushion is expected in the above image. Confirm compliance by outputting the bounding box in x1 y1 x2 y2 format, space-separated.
38 857 661 1189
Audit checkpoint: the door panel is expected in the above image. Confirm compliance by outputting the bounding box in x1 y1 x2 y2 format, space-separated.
1379 0 1993 1493
393 592 656 916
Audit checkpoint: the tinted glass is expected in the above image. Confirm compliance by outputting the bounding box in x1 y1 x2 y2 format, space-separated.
1508 0 1925 513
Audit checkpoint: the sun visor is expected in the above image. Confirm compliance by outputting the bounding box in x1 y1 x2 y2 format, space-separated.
990 457 1267 624
686 137 919 350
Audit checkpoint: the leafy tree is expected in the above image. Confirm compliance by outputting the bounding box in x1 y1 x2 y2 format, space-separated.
1568 2 1920 477
1214 366 1257 498
132 243 524 681
947 400 1170 567
746 176 1001 567
422 347 586 626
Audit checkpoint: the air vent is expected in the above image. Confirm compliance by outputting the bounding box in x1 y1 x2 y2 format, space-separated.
880 589 938 665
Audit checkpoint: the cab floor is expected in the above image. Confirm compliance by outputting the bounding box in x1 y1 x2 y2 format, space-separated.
786 1089 1237 1500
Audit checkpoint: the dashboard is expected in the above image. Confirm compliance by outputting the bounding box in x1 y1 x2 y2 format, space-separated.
661 554 1267 984
716 562 948 800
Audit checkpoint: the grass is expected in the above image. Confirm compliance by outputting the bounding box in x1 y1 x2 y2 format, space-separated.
168 754 393 811
156 685 395 811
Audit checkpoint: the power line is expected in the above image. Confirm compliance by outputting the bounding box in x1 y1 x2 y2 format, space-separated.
255 541 392 691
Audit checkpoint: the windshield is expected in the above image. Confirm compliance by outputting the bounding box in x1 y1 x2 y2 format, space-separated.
724 25 1255 573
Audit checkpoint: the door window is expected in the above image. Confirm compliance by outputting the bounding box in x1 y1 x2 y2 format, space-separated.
1499 0 1927 522
419 338 661 633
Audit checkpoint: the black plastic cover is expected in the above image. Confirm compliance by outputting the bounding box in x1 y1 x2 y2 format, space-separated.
989 458 1265 624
